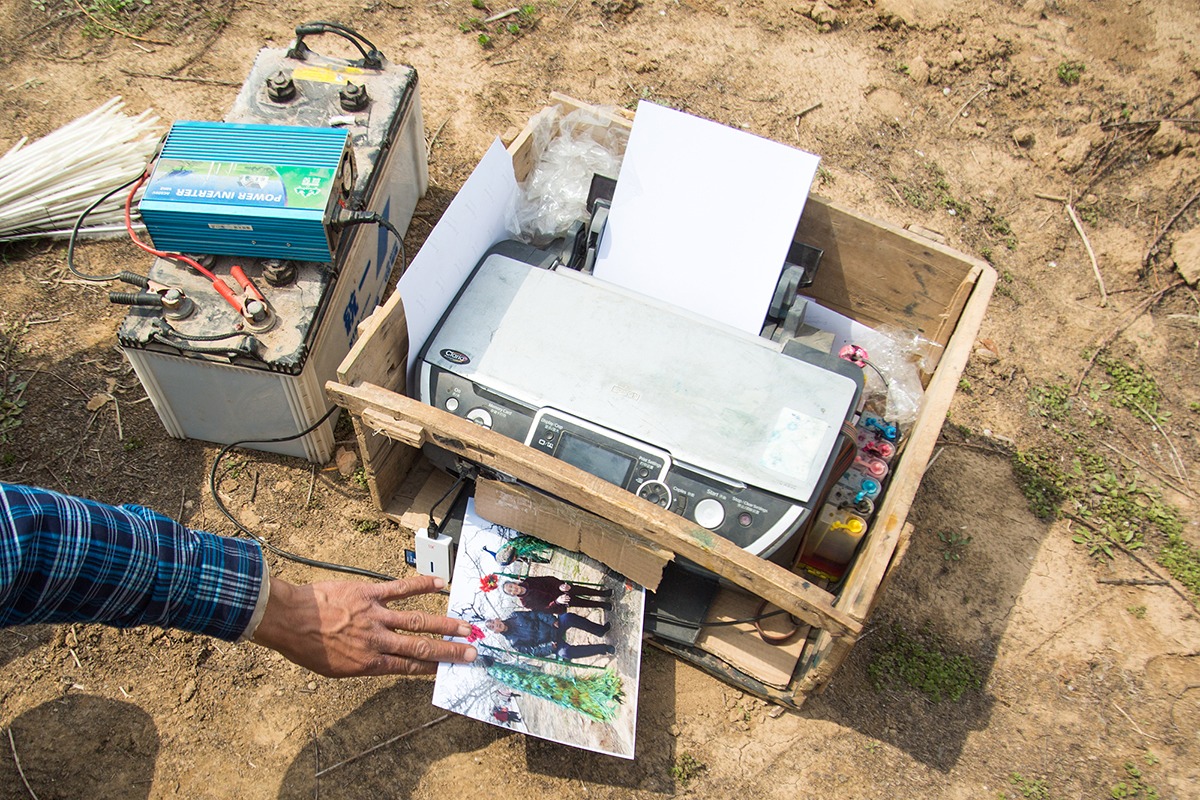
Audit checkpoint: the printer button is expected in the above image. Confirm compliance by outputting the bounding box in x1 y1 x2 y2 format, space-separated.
445 397 460 412
694 498 726 530
466 408 493 428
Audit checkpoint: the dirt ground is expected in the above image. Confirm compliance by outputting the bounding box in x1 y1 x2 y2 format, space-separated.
1 0 1198 797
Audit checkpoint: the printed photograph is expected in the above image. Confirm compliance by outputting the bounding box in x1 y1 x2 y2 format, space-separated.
433 499 645 759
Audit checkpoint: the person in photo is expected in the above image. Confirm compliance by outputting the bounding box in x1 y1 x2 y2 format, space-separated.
485 610 613 660
501 576 612 613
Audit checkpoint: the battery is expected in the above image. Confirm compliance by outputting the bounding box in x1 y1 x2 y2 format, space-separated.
118 41 427 462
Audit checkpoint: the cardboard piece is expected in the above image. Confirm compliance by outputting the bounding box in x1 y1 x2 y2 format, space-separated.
475 478 671 591
694 589 810 689
398 462 459 534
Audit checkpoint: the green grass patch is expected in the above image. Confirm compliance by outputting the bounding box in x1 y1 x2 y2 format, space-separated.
1160 534 1200 598
1029 381 1074 421
352 518 381 534
1057 61 1085 85
1093 355 1165 425
1007 772 1051 799
1012 449 1069 520
1110 760 1160 799
868 624 982 703
671 753 707 785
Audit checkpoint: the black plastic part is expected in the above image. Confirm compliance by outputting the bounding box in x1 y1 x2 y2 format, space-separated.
785 240 823 288
585 173 617 214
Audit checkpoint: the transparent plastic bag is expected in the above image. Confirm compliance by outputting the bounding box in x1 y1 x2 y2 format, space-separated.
855 326 942 431
507 105 629 246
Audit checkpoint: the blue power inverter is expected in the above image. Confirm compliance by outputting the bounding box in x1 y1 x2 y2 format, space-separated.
139 121 354 262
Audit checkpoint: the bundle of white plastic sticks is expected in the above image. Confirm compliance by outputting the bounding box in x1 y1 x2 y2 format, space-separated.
0 96 161 241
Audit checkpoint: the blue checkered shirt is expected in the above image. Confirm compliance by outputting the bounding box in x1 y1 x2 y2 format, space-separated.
0 482 267 642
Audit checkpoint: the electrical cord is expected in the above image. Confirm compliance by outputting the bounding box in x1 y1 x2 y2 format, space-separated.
304 20 382 55
292 21 384 69
208 404 398 581
153 319 249 342
66 170 146 281
338 211 408 277
426 473 468 535
645 607 793 629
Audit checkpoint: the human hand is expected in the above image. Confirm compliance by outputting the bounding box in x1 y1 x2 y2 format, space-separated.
251 575 477 677
559 582 570 592
556 593 571 605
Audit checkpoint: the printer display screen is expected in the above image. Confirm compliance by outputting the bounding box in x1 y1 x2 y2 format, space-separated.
557 431 634 487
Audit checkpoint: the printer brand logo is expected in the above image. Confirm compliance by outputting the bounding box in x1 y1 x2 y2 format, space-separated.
610 384 641 401
441 349 471 365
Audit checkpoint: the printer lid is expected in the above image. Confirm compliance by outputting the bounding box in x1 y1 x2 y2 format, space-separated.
423 252 859 503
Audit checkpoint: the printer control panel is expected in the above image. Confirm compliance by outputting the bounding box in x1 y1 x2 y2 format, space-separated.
661 465 803 552
423 365 804 559
425 367 537 443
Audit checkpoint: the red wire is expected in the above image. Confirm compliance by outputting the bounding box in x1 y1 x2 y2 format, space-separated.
123 171 219 282
124 170 245 315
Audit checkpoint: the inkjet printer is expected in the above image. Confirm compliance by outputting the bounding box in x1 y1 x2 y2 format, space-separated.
414 239 864 605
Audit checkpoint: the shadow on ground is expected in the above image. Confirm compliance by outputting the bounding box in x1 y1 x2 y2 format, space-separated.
0 694 159 800
803 443 1048 772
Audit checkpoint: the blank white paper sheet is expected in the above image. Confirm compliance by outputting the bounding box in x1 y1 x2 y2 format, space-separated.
594 102 820 333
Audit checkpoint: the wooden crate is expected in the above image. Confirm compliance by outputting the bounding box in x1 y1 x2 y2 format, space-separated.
327 94 997 709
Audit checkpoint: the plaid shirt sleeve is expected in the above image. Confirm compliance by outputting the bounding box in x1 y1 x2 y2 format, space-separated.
0 482 267 642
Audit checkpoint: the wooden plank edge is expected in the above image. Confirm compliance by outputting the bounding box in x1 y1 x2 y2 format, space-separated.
836 262 998 618
326 379 862 640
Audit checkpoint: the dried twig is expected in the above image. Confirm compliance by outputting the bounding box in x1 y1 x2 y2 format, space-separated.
1073 280 1185 394
1066 203 1107 307
484 7 521 22
1098 578 1168 586
1098 439 1196 499
427 117 450 158
1034 191 1067 203
306 464 317 506
7 728 39 800
795 102 823 120
1128 400 1189 487
1101 117 1200 130
314 714 452 777
948 85 990 129
119 70 240 87
68 0 170 45
313 726 320 800
111 395 123 441
1141 183 1200 268
1112 700 1161 740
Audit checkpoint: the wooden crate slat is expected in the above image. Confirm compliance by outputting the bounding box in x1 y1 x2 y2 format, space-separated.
326 379 863 641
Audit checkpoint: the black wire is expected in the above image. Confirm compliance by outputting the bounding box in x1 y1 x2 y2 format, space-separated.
208 404 398 581
296 22 378 67
338 212 408 277
66 170 146 281
427 472 468 534
306 20 381 55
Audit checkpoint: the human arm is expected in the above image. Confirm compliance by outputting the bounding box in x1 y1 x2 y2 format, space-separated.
0 481 264 640
0 482 477 677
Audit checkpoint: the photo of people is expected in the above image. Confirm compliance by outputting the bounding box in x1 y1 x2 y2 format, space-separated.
433 499 645 758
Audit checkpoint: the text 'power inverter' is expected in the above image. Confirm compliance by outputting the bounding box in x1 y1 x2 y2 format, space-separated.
139 121 355 263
